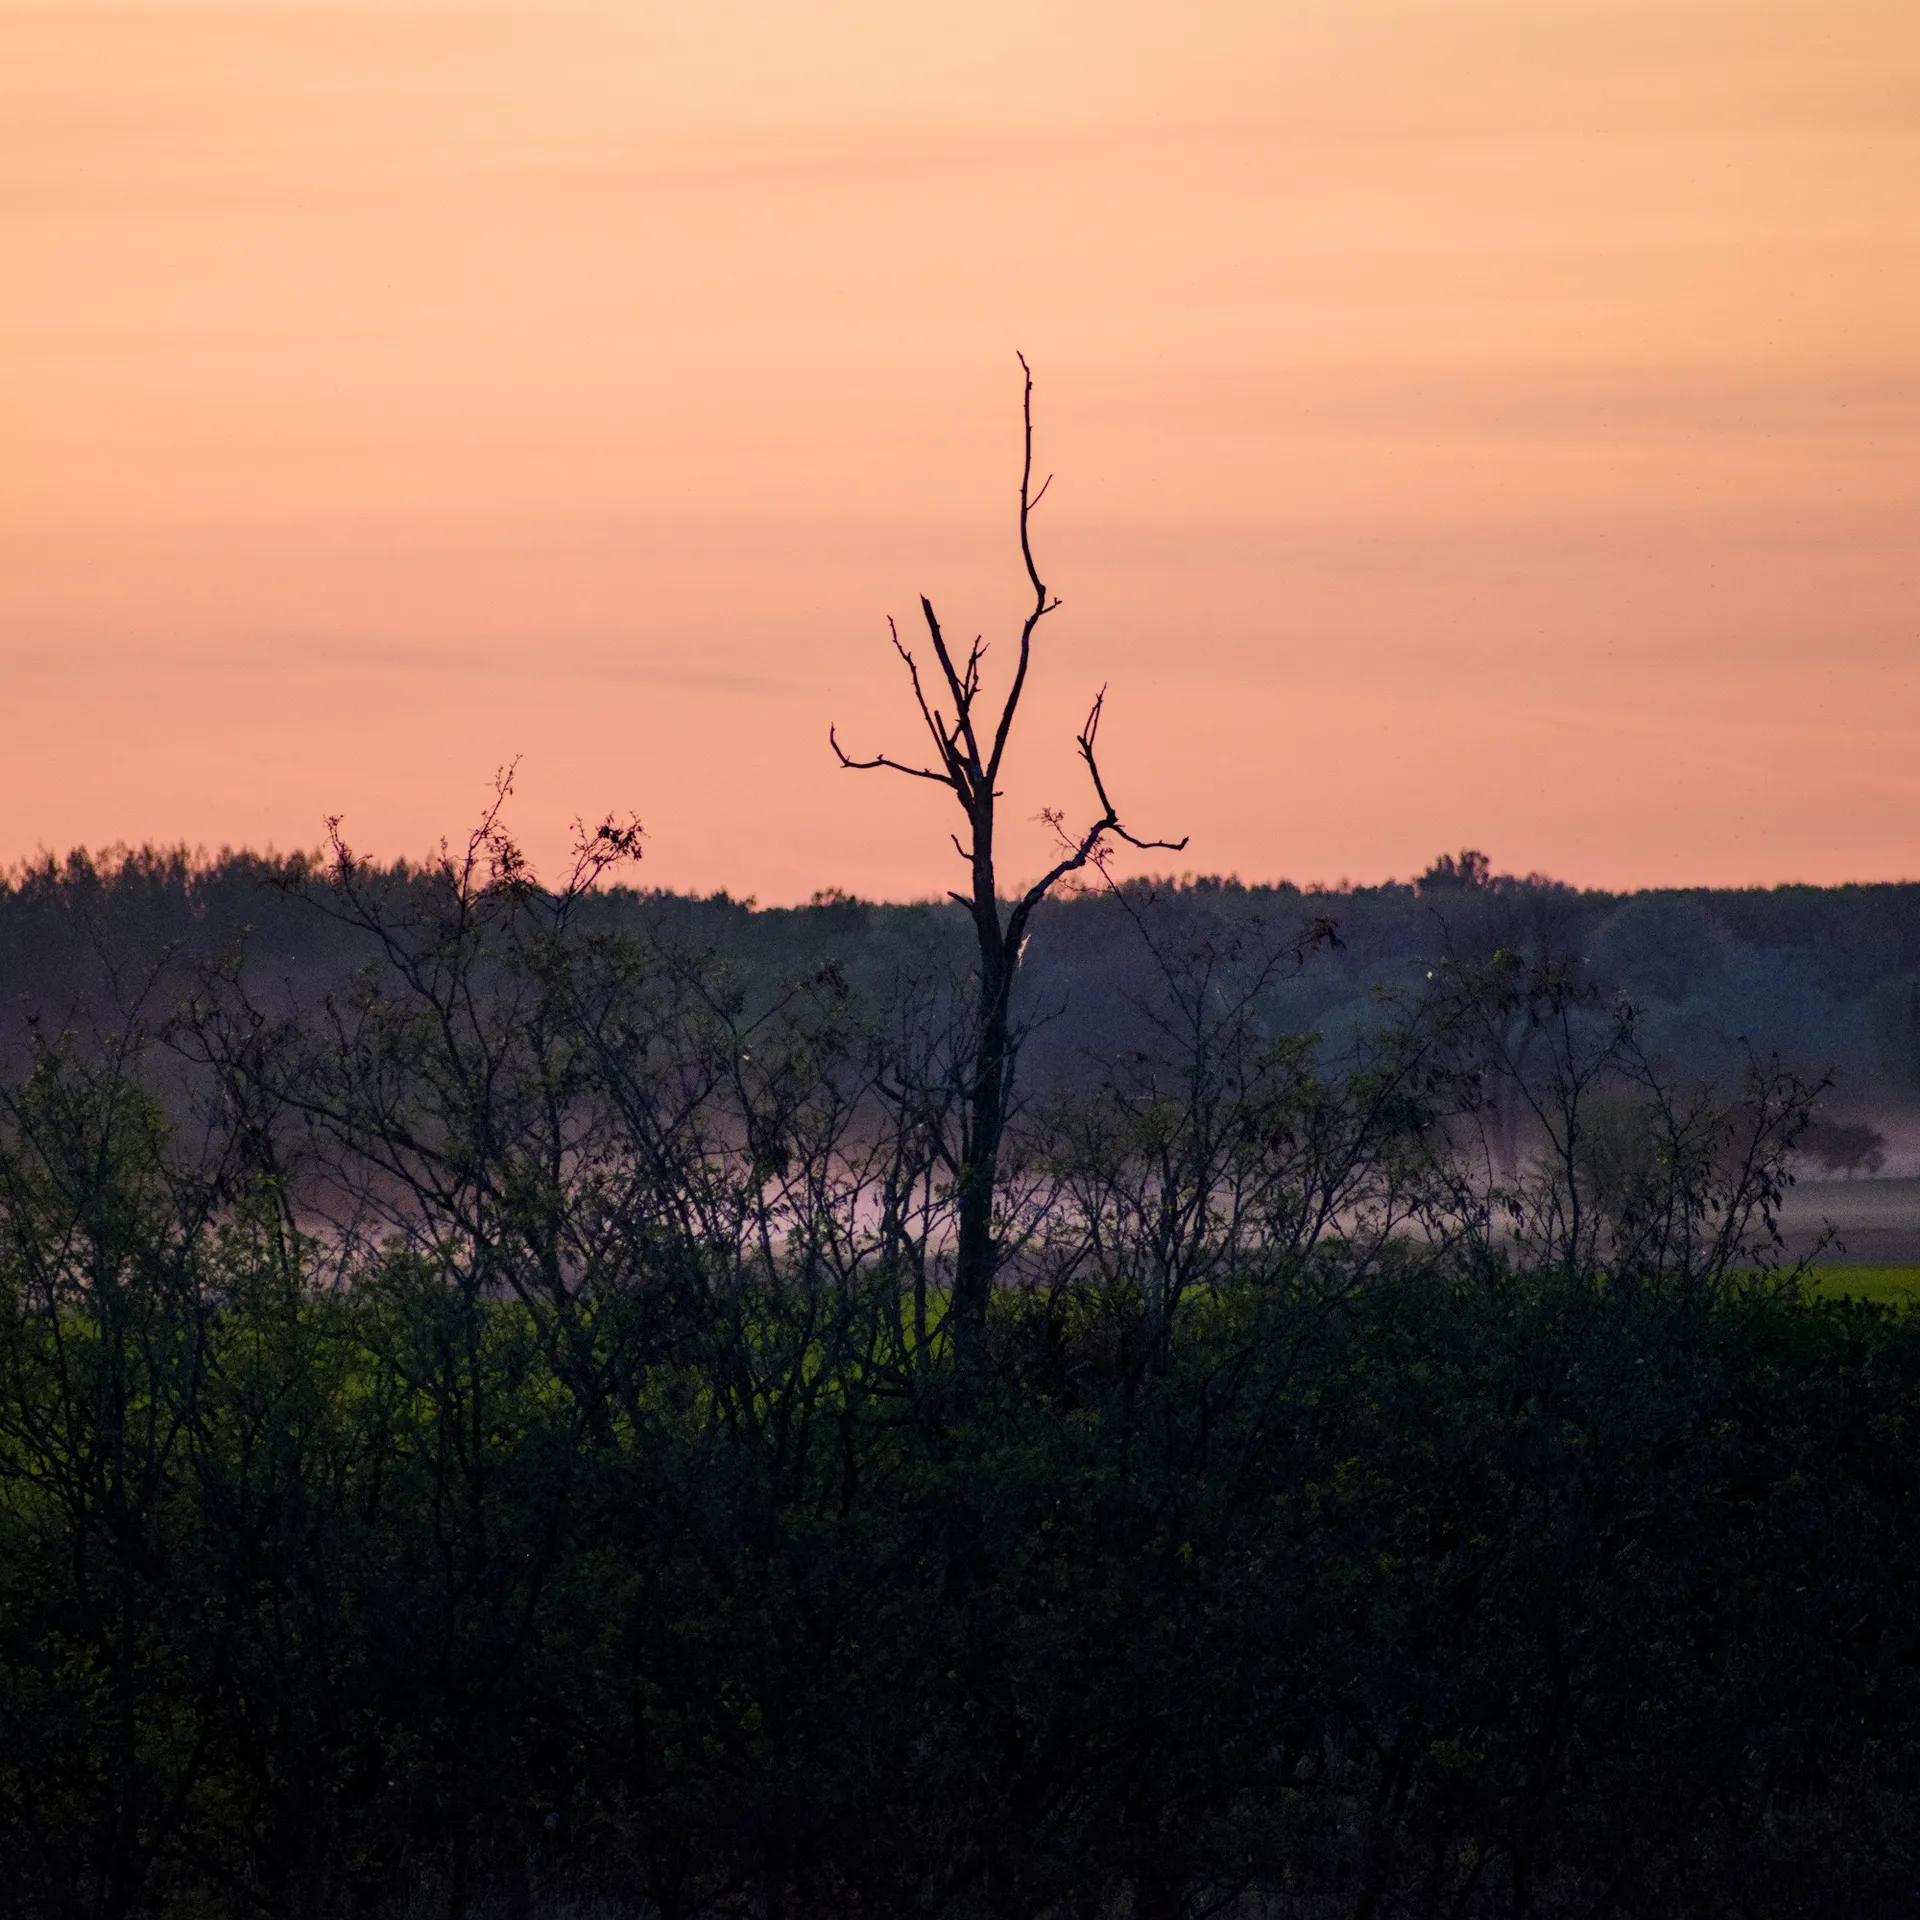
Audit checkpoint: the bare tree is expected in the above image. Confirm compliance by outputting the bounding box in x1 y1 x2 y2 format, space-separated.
831 356 1184 1355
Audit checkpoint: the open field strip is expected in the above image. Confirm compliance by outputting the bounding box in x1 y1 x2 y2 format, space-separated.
1808 1264 1920 1305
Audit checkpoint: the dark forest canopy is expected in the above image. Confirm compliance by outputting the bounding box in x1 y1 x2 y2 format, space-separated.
8 842 1920 1097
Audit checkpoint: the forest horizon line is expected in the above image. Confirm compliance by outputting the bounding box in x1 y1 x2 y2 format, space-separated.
10 837 1920 911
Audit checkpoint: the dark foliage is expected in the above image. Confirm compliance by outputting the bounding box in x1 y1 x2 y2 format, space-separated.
0 826 1916 1917
10 843 1920 1101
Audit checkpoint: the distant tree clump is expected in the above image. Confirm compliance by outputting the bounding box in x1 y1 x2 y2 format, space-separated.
1418 846 1492 892
1801 1116 1890 1179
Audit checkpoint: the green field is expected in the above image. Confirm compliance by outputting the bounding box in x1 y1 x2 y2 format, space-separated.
1809 1264 1920 1305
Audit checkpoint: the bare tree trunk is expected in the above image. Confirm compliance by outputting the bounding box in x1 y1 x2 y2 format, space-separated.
833 356 1183 1362
952 895 1014 1352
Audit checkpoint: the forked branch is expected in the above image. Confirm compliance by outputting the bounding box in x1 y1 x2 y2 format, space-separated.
1010 690 1187 954
829 356 1180 911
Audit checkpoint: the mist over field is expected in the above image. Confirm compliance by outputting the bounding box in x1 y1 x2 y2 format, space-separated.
13 839 1920 1252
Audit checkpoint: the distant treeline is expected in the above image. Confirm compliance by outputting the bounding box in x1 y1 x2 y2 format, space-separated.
2 828 1918 1917
7 844 1920 1095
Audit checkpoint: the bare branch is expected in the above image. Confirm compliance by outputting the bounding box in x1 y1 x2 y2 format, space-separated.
962 635 987 705
986 351 1059 788
1077 690 1188 855
919 597 985 779
887 616 961 771
1018 818 1121 920
828 725 952 786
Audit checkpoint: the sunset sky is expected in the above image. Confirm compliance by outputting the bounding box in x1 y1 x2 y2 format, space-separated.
4 1 1917 900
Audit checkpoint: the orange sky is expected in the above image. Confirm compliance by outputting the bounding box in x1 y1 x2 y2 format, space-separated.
4 0 1918 900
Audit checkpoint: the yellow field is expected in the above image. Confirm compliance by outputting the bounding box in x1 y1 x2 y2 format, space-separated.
1808 1266 1920 1306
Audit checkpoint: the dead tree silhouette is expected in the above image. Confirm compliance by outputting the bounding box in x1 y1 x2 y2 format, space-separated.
831 355 1185 1358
